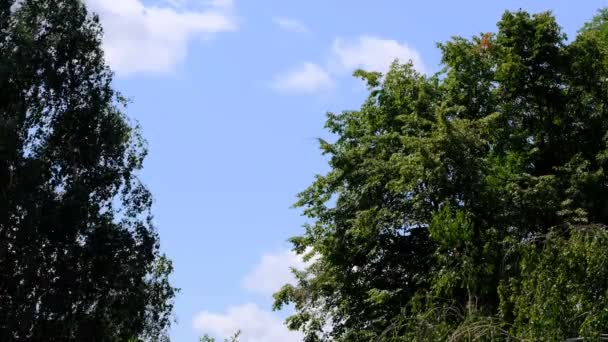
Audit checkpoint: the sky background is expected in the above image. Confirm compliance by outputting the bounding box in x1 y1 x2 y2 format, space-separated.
84 1 606 340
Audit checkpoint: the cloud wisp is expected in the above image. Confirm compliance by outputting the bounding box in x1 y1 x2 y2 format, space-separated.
331 35 425 74
87 0 238 76
242 249 308 295
270 62 334 94
273 17 310 34
193 249 312 342
270 34 424 94
193 303 303 342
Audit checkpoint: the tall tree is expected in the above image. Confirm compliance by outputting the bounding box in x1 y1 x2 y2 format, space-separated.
0 0 176 340
275 9 608 341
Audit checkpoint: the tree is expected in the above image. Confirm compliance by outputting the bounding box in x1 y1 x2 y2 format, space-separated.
274 9 608 341
0 0 176 340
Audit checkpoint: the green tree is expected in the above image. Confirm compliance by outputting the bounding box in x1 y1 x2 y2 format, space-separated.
275 9 608 341
0 0 176 340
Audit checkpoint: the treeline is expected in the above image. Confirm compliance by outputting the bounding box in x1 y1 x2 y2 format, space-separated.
274 9 608 341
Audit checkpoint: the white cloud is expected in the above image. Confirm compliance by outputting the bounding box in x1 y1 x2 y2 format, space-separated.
193 303 303 342
331 35 425 74
243 249 308 295
164 0 235 10
270 35 423 94
192 249 314 340
162 0 187 8
271 62 334 93
273 17 310 33
86 0 237 75
207 0 234 8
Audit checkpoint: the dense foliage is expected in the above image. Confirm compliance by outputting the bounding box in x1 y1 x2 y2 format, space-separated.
0 0 176 340
275 9 608 341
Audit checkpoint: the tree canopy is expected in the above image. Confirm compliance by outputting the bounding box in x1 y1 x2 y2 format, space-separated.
274 9 608 341
0 0 176 340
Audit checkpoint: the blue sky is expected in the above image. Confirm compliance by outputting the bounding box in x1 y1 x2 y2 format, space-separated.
86 1 605 340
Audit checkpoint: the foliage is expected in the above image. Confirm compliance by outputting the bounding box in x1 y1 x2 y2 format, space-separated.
275 8 608 341
501 226 608 340
0 0 176 340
